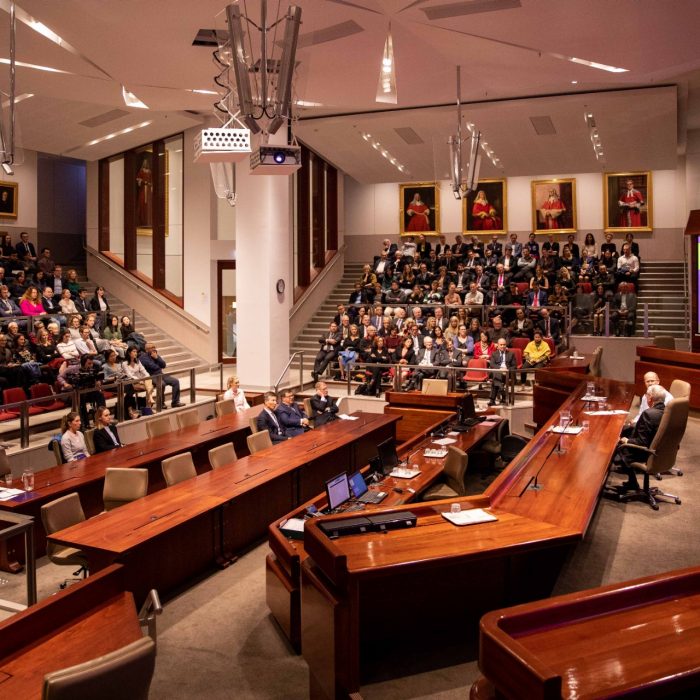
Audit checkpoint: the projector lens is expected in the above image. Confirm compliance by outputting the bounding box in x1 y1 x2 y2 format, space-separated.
273 151 285 164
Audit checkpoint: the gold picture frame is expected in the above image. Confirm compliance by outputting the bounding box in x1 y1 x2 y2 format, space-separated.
603 171 652 232
0 181 18 220
531 178 577 234
399 182 440 236
463 179 507 235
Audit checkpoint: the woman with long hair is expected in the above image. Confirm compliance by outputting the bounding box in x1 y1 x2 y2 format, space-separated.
223 375 250 412
60 411 88 461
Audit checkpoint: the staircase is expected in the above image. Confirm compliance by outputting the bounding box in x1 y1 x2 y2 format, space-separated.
290 262 364 377
635 261 688 338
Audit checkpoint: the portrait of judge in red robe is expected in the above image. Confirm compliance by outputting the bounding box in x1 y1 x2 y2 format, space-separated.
471 190 502 230
136 157 153 229
618 178 645 227
540 188 566 229
405 192 431 232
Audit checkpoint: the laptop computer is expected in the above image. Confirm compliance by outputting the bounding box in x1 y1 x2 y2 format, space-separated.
348 470 387 505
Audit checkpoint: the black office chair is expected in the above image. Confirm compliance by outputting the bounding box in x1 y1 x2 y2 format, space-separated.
500 434 529 464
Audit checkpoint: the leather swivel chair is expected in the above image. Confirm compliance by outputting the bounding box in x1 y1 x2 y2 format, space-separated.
176 410 199 429
215 399 236 418
588 346 603 378
249 416 261 434
208 442 237 469
83 428 96 456
422 379 448 396
161 452 197 487
103 468 149 511
421 446 469 501
247 430 272 454
146 416 171 438
303 398 315 428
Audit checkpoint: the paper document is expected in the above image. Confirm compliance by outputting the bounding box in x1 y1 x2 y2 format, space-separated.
390 468 421 479
432 437 457 446
584 410 628 416
442 508 498 526
581 395 608 403
337 414 359 421
279 517 305 533
0 487 23 501
549 425 584 435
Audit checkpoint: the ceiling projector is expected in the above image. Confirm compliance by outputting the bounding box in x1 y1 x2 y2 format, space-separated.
194 128 251 163
250 145 301 175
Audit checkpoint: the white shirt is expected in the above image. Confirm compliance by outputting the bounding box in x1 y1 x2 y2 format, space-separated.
223 387 250 412
633 388 673 423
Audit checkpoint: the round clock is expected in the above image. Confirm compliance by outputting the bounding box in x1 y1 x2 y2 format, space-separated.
276 279 285 294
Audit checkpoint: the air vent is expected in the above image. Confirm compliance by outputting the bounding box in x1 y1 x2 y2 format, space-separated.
296 20 364 48
529 116 557 135
79 109 129 129
394 127 424 145
423 0 521 21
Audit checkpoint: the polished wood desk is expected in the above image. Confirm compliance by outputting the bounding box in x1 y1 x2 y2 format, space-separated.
267 413 503 652
548 352 591 373
0 564 142 699
472 565 700 700
300 375 634 699
48 413 398 603
636 346 698 408
0 405 263 572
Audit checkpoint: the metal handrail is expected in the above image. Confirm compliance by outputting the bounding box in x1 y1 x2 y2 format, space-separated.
0 512 36 611
138 588 163 644
273 351 305 395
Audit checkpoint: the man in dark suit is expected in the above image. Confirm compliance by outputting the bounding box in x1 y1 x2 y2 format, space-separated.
489 235 503 258
15 231 37 270
526 283 548 309
92 407 125 453
611 282 637 337
74 288 90 315
416 234 432 260
0 285 20 319
256 392 289 443
311 322 342 382
536 308 561 346
407 336 443 390
309 382 339 426
276 389 310 437
488 338 517 405
614 384 667 492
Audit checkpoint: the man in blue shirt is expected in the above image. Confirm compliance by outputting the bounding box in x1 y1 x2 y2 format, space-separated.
140 342 183 409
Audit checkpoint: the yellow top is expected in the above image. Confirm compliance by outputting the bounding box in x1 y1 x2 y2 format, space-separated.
524 340 551 364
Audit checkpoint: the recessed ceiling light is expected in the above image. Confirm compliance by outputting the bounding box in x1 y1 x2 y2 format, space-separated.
571 80 578 84
0 57 68 73
568 57 628 73
189 89 218 95
83 120 153 147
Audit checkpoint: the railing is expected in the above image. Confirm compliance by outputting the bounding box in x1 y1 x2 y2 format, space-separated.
273 351 305 396
0 512 36 611
138 588 163 645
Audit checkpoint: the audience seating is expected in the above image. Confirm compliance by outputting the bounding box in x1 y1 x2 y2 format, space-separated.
30 383 67 412
464 359 488 389
421 446 468 500
161 452 197 487
248 417 260 434
146 417 171 439
41 636 156 700
510 338 529 353
247 431 272 454
588 346 603 377
84 429 96 456
4 387 44 415
208 443 237 469
215 399 236 418
103 468 149 511
176 410 199 429
40 493 89 587
653 336 675 349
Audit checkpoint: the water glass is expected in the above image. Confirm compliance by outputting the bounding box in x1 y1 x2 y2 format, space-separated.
586 381 595 397
559 410 572 429
581 420 590 432
3 473 11 486
450 503 462 514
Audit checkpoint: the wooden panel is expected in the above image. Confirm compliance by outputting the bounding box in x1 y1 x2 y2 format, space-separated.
98 158 110 251
635 346 699 408
152 139 166 289
296 146 311 288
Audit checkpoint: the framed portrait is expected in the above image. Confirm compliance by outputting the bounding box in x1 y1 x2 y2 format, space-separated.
135 147 169 236
399 182 439 236
603 171 652 232
531 179 577 234
463 179 507 235
0 181 18 220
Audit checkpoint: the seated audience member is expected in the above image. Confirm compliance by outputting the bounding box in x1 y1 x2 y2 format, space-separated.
140 342 183 408
65 269 81 295
384 280 406 305
19 286 43 316
373 251 391 276
332 303 350 326
0 234 14 262
13 333 42 383
15 231 37 271
47 265 65 299
624 232 640 259
119 315 135 341
462 281 482 311
10 270 27 299
365 336 391 397
611 281 637 337
512 248 537 282
415 234 431 260
400 236 417 263
521 329 551 384
487 315 510 345
37 248 55 275
593 262 615 293
537 308 561 347
309 381 339 426
256 392 289 443
557 265 576 294
526 282 547 309
406 336 445 391
613 384 667 492
90 286 110 317
623 372 673 435
600 232 618 260
508 233 522 258
60 355 105 428
541 234 559 257
84 314 117 355
338 324 361 380
0 285 20 319
74 288 91 315
34 328 62 369
488 338 517 406
616 243 640 284
591 284 610 336
526 232 540 259
548 282 569 315
566 234 580 262
311 321 342 382
348 281 371 308
60 411 88 462
451 323 474 363
415 262 433 289
581 233 597 264
57 329 80 361
530 265 549 291
276 389 310 437
58 288 78 316
92 406 124 452
473 330 495 361
223 375 250 412
75 326 100 361
67 314 82 340
337 313 351 339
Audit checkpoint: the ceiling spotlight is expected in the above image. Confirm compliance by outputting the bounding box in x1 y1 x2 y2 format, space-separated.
1 162 13 175
273 151 286 164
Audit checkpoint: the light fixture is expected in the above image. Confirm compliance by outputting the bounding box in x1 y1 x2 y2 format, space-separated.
121 85 149 110
584 107 605 163
80 120 153 148
360 131 407 176
1 161 12 175
0 57 68 74
0 92 32 109
375 26 397 104
568 56 628 73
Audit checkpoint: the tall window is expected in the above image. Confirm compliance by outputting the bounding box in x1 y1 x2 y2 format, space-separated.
99 134 184 304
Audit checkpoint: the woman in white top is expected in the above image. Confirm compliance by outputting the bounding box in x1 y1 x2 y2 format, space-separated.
68 314 83 340
223 375 250 412
58 289 78 315
57 329 80 360
122 346 153 408
60 411 88 461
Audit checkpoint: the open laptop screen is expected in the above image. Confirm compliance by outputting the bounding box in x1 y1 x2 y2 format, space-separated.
325 472 351 511
348 471 368 499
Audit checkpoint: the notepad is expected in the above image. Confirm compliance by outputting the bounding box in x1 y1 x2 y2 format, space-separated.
549 425 584 435
584 410 628 416
0 487 23 501
337 414 359 421
390 467 421 479
441 509 498 526
581 395 608 403
433 437 457 446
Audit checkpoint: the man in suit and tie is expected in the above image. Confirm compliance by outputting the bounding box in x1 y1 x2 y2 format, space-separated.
489 235 503 258
15 231 37 271
74 288 90 315
611 281 637 337
526 282 548 309
0 285 20 319
92 407 125 453
312 322 342 382
309 382 339 426
433 306 449 332
256 392 289 443
488 338 516 405
370 305 384 331
493 263 510 291
509 233 522 258
537 308 561 347
407 336 442 390
276 389 310 437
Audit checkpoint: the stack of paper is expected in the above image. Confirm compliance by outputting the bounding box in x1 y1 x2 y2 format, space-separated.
441 508 498 526
0 487 23 501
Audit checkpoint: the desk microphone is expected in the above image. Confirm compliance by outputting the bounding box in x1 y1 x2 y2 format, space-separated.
401 447 422 467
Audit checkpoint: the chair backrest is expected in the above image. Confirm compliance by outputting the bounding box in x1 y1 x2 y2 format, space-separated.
103 468 149 511
84 429 96 456
669 379 691 400
208 442 237 469
515 282 529 296
146 416 171 439
493 418 510 445
588 346 603 377
215 399 236 418
176 410 199 429
653 336 675 350
645 397 690 476
161 452 197 487
501 434 529 463
543 337 556 357
247 430 272 454
51 439 65 465
422 379 448 396
3 386 26 406
580 282 592 294
249 416 260 434
510 348 523 369
303 398 314 426
42 636 156 700
510 337 530 352
442 446 468 496
465 358 488 381
40 493 86 558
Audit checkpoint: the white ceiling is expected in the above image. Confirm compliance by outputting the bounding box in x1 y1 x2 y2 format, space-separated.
0 0 698 179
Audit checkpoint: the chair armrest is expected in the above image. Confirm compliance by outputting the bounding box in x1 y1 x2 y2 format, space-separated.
620 442 656 456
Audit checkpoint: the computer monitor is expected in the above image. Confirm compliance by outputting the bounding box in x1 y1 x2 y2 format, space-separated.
377 437 399 475
325 472 351 511
460 392 476 423
348 471 368 499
